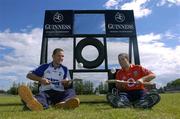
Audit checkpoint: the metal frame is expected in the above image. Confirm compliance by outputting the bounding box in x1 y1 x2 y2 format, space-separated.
40 10 140 81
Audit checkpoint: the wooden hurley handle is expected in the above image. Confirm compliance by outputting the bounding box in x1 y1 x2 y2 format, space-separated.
60 78 82 83
106 80 154 85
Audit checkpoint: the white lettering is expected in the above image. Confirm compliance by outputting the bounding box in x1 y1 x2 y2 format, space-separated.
108 24 134 30
45 24 71 30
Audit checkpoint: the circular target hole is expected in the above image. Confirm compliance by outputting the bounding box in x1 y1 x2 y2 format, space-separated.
81 45 99 61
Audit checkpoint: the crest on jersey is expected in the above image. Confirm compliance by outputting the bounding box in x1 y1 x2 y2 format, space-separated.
59 72 62 76
133 71 138 77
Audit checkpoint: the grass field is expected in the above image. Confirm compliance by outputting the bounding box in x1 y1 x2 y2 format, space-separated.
0 93 180 119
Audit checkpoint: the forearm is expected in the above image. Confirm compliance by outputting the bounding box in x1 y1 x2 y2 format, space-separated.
26 72 43 82
139 73 156 82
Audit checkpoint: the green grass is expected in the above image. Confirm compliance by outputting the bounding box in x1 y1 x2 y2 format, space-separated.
0 93 180 119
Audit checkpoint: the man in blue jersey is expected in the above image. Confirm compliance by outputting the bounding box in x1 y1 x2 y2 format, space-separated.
18 48 80 111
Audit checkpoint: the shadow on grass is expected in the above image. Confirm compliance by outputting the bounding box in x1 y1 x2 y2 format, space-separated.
0 103 22 106
80 101 108 104
0 103 24 112
0 101 109 105
0 101 109 106
0 101 113 112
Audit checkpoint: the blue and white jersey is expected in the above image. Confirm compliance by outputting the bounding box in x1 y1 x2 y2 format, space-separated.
32 62 71 92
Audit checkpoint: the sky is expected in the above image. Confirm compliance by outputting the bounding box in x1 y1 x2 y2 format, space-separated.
0 0 180 91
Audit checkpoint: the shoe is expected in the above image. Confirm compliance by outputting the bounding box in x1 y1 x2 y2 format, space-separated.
55 97 80 109
134 99 149 108
116 95 132 108
107 93 131 108
133 93 160 109
18 85 43 111
106 93 117 107
145 93 161 108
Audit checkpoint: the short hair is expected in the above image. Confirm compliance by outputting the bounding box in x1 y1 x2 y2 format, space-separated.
118 53 129 60
52 48 64 55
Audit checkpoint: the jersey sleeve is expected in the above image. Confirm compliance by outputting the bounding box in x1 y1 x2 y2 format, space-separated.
140 66 154 76
32 64 49 77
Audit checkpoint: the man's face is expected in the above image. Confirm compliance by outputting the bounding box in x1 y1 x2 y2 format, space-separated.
118 56 130 69
52 51 64 65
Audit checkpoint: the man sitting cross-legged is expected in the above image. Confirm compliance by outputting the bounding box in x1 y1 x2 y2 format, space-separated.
18 48 80 111
107 53 160 109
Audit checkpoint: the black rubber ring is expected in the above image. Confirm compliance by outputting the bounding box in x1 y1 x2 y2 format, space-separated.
75 37 105 68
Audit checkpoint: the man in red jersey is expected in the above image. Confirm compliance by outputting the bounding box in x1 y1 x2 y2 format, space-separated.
108 53 160 108
116 53 155 92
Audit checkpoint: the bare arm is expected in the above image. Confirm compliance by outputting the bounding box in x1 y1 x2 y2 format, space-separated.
26 72 51 85
142 73 156 82
137 73 156 84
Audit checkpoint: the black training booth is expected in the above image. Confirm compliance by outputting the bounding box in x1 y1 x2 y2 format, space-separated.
40 10 140 92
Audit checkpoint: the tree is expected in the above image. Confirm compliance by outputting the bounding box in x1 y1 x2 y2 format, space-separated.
171 78 180 87
164 78 180 91
158 87 165 93
83 80 94 94
166 78 180 88
7 81 39 95
97 82 108 94
73 79 84 95
27 82 39 94
7 81 19 95
0 90 6 94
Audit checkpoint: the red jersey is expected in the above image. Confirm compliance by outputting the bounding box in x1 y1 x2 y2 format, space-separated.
116 64 154 91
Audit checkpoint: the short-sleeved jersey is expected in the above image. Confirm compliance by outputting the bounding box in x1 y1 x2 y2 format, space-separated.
116 64 153 91
32 62 71 92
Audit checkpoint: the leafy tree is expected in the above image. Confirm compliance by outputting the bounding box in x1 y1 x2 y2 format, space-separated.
166 78 180 88
7 81 39 95
171 78 180 87
83 80 94 94
0 90 6 94
73 79 84 95
27 82 39 94
97 82 108 94
158 87 165 93
7 82 19 95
